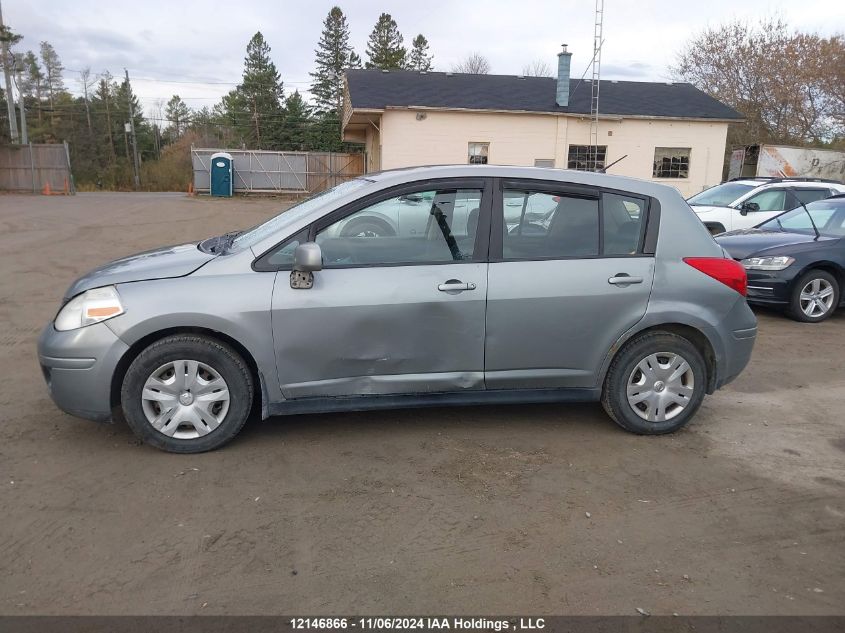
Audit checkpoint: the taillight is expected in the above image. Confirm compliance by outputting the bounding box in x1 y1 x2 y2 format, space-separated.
683 257 747 296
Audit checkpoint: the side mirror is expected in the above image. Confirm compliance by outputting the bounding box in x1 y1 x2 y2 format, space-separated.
739 201 759 216
290 242 322 290
293 242 322 272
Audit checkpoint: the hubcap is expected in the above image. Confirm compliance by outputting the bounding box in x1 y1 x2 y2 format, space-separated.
799 278 834 318
626 352 695 423
141 360 230 440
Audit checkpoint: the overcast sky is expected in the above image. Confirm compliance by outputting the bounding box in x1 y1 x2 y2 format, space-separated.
4 0 843 118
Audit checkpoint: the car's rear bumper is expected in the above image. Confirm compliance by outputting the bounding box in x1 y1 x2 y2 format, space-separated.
37 321 129 422
710 297 757 390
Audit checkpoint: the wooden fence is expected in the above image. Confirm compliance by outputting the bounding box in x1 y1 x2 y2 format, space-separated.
191 148 364 195
0 143 74 193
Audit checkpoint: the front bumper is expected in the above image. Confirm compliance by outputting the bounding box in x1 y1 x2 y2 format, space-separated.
745 270 793 305
37 321 129 422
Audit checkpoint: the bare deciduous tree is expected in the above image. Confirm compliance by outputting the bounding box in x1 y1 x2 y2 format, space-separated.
673 17 844 146
522 60 553 77
452 52 490 75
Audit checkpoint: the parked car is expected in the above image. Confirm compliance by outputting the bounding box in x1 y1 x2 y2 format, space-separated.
38 166 757 453
716 195 845 322
687 177 845 234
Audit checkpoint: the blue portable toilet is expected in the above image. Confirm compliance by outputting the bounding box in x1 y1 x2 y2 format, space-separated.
210 152 233 197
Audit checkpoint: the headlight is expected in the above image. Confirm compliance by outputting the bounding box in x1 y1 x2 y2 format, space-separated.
54 286 125 331
741 256 795 271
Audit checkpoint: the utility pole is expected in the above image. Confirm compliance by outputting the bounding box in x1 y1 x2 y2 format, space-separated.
0 0 21 143
124 68 141 189
13 57 26 144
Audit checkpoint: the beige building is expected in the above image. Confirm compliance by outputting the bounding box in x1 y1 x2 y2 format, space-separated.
342 49 743 197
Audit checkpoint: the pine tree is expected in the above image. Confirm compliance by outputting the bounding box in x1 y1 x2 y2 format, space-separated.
39 41 64 125
407 34 433 71
310 6 359 113
226 32 285 149
21 51 44 123
164 94 190 140
365 13 406 70
279 90 311 150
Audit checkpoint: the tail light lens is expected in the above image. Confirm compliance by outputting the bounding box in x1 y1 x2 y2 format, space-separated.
683 257 747 296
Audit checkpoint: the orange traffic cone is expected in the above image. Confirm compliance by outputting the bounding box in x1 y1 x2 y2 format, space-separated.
63 178 70 195
42 182 52 196
187 182 195 196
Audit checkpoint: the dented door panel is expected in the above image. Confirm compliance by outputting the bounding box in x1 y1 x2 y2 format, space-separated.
271 263 487 398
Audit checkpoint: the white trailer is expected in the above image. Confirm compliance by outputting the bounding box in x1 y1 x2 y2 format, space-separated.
728 144 845 182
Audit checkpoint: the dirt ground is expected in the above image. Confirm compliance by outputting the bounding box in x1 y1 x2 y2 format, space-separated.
0 192 843 616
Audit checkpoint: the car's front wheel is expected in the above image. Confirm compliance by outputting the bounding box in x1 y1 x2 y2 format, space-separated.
788 269 839 323
121 335 253 453
602 332 707 435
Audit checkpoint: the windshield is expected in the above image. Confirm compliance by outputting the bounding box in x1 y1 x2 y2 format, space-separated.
758 198 845 236
687 182 755 207
229 178 372 250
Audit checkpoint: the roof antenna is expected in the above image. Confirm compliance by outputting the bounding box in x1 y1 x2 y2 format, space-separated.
785 188 820 240
599 154 627 173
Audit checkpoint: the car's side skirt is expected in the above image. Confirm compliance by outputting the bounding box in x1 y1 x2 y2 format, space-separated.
267 387 602 417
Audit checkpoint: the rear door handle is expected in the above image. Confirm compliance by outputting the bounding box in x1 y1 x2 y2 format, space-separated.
608 275 643 286
438 280 477 292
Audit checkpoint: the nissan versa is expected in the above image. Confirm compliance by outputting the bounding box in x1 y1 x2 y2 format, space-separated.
38 166 757 453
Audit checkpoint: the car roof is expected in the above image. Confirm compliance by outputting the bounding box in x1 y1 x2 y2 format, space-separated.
731 178 843 188
362 164 680 199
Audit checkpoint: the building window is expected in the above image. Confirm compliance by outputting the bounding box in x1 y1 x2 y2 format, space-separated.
534 159 555 168
653 147 690 179
468 142 489 165
567 145 606 171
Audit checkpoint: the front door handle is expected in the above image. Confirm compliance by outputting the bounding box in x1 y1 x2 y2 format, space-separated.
608 274 644 286
438 280 477 292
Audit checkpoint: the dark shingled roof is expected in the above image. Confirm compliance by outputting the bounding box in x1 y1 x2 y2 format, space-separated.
346 69 743 120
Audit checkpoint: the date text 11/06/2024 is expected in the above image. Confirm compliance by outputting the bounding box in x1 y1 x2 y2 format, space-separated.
289 617 546 630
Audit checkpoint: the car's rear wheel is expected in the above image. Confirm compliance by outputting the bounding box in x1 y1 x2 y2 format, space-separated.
788 270 839 323
121 335 253 453
602 332 707 434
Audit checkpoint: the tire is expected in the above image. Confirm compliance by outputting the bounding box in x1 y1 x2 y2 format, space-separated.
787 269 839 323
601 332 707 435
121 335 253 453
340 217 395 238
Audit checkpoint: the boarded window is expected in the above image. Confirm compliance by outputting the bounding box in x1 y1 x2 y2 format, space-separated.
567 145 606 171
653 147 690 179
468 142 489 165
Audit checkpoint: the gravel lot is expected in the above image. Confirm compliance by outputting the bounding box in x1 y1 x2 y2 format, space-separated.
1 192 844 615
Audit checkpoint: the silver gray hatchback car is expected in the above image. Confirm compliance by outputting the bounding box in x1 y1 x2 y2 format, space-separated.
38 166 757 452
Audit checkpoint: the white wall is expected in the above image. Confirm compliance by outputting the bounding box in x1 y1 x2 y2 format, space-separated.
378 109 729 197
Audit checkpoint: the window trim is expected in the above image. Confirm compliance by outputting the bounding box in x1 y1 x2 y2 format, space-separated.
468 142 490 165
489 177 655 263
253 228 310 272
652 147 691 180
567 144 608 172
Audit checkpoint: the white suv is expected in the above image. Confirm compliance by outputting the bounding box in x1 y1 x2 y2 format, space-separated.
687 178 845 234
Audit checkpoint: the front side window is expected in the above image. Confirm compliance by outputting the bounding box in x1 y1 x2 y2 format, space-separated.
316 188 482 267
468 143 489 165
744 189 786 212
653 147 690 179
567 145 606 171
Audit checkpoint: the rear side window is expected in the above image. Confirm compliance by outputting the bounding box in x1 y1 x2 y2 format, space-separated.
503 190 598 259
500 188 646 259
793 188 833 205
603 193 645 255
